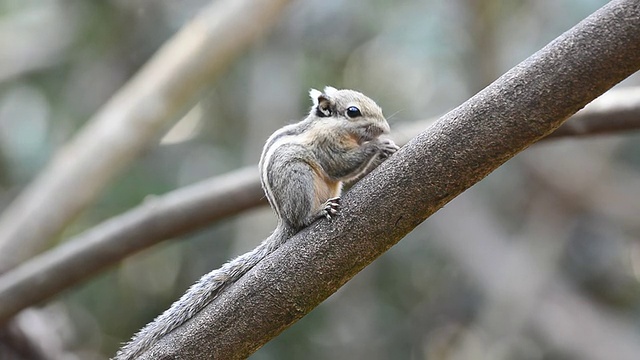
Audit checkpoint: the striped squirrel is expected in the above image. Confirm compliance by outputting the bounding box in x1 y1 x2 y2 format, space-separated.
115 86 398 359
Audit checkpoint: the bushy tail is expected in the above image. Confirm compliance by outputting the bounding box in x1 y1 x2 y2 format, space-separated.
114 224 292 360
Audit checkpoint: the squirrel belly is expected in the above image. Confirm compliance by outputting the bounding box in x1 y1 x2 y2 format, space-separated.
114 86 398 359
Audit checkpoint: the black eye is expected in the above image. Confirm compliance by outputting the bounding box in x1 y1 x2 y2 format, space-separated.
346 106 361 118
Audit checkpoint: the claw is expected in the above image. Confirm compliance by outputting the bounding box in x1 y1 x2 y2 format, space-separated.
320 196 341 220
380 139 399 158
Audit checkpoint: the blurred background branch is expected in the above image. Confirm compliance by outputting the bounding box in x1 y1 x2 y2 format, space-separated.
546 87 640 139
393 86 640 145
0 0 293 274
0 167 263 324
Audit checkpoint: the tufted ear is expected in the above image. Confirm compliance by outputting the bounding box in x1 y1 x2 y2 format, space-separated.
323 86 338 96
309 88 322 106
309 87 334 117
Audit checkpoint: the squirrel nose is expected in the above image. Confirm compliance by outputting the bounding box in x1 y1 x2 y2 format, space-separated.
380 120 391 134
367 121 390 138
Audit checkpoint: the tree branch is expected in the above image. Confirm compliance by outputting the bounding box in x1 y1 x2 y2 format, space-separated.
0 168 263 324
546 86 640 139
135 1 639 358
0 0 292 273
1 83 639 324
391 85 640 147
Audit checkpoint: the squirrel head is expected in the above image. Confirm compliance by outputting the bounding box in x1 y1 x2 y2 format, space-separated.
308 86 391 141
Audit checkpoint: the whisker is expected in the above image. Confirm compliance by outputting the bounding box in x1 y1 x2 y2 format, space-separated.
386 109 404 124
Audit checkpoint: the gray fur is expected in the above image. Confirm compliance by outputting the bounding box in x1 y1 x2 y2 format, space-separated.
265 145 317 228
114 87 398 359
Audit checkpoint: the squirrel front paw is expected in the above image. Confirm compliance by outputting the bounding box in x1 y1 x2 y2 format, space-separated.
379 138 400 158
320 197 341 220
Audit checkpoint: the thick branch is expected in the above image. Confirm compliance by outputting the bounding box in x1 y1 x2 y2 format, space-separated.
1 84 639 324
0 0 292 273
137 1 640 358
1 88 640 326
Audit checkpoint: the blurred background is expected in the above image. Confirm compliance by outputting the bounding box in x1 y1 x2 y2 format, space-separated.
1 0 640 359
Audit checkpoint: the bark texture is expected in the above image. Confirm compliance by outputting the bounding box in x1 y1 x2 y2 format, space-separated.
138 0 640 358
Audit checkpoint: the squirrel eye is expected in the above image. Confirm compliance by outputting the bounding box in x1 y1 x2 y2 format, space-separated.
346 106 361 118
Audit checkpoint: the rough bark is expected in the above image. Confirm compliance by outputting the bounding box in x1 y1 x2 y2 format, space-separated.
136 0 640 358
1 84 639 324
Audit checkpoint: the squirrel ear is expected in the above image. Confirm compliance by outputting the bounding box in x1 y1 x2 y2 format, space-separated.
309 87 333 117
309 88 322 106
315 94 332 117
323 86 338 96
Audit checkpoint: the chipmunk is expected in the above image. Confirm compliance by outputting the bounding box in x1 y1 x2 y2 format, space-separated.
115 86 399 359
